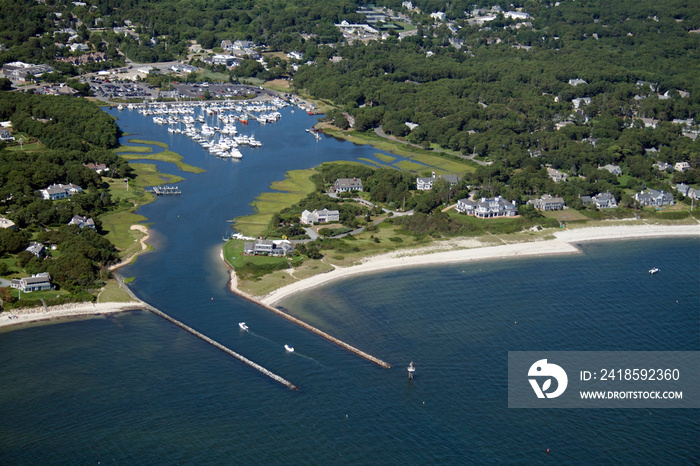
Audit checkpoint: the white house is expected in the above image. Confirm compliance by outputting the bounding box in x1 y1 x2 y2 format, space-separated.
41 183 83 200
674 161 691 172
456 197 518 218
301 209 340 225
334 178 363 192
430 12 446 21
416 172 460 190
68 215 96 229
11 273 53 292
530 195 565 211
243 239 293 257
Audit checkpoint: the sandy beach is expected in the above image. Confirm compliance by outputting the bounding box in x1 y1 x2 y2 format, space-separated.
255 223 700 306
0 301 146 330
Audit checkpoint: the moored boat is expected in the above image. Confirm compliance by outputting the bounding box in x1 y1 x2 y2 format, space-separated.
284 344 294 352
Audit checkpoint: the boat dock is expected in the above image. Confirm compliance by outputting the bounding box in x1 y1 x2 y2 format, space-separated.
230 283 391 369
150 186 182 195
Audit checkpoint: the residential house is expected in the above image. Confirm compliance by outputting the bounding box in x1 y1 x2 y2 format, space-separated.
593 192 618 209
430 12 446 21
41 183 83 200
83 162 109 174
26 242 46 257
10 272 53 292
530 194 566 211
416 172 460 191
601 164 622 176
547 167 567 182
634 189 674 207
456 196 518 218
568 78 587 86
334 177 363 193
653 161 672 172
674 161 691 172
0 129 14 141
0 217 16 229
68 215 96 229
301 208 340 225
243 239 294 257
674 183 698 199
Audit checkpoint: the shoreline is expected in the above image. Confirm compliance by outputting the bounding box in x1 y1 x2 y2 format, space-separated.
0 301 146 330
109 224 151 271
224 223 698 306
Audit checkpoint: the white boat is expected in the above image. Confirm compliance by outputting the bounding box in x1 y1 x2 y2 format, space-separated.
284 344 294 352
408 361 416 379
649 267 660 274
238 322 248 330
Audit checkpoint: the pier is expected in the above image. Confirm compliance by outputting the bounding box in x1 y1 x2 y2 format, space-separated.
230 282 391 369
114 275 298 390
150 186 182 195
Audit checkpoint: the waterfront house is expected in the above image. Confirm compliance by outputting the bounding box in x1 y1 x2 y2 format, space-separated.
456 196 518 218
530 195 566 211
301 208 340 225
243 239 294 257
634 189 674 207
594 192 618 209
416 172 460 191
10 272 53 292
334 178 363 193
674 183 698 199
68 215 96 229
41 183 83 200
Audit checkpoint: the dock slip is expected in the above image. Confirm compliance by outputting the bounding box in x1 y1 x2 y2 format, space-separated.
150 186 181 195
146 306 299 390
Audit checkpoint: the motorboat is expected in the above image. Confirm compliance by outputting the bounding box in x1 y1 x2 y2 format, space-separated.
284 344 294 352
649 267 660 274
238 322 248 330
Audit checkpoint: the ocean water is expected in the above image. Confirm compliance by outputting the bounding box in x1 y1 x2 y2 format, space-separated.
0 107 698 464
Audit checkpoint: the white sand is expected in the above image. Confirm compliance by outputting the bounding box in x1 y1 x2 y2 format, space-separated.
258 223 700 306
0 301 146 329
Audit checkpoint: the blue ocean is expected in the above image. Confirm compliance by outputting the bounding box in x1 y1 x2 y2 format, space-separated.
0 107 698 464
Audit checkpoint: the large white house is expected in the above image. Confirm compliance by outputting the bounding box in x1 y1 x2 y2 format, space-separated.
456 196 518 218
530 194 566 211
334 178 363 193
41 183 83 200
301 208 340 225
11 272 53 292
416 172 460 191
243 239 294 257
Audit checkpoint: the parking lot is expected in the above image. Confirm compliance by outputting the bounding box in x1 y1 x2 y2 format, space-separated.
89 80 157 100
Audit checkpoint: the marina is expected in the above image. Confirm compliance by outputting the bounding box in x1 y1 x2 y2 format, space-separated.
127 98 292 161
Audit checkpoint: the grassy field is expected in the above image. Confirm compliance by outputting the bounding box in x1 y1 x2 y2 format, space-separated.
321 127 476 176
375 153 396 163
234 168 317 236
127 139 169 149
117 144 153 153
128 163 185 187
103 177 154 205
120 149 205 174
542 209 591 222
100 210 149 253
97 280 134 303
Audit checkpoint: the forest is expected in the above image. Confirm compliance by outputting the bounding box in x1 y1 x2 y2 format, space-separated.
0 93 132 296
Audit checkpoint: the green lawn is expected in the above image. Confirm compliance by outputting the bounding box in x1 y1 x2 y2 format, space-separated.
100 210 149 253
234 168 317 236
98 279 135 303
